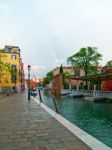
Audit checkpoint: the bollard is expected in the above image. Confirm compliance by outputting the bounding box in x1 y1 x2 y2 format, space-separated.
38 89 42 103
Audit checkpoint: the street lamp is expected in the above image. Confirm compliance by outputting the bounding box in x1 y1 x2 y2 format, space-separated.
27 65 31 100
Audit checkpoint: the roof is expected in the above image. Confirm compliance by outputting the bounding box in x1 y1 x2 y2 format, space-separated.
5 45 20 51
68 72 112 81
53 66 73 72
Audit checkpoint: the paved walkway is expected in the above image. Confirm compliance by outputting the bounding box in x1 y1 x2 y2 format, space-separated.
0 92 91 150
0 94 7 102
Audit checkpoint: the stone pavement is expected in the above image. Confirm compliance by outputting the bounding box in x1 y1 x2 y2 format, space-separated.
0 92 92 150
0 94 7 102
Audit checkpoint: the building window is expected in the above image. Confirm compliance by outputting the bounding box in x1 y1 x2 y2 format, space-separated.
11 55 16 60
5 48 14 53
11 75 16 83
11 65 17 83
5 48 10 52
11 65 17 72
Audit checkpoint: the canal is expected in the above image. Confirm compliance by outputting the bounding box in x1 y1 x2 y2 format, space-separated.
41 90 112 148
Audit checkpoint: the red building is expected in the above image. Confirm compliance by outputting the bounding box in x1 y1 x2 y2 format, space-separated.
30 80 37 89
101 63 112 91
30 78 43 89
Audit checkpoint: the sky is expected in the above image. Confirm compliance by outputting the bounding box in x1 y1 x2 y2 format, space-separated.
0 0 112 78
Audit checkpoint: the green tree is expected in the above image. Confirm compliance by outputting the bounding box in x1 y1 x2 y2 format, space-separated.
63 71 71 89
43 71 53 86
105 60 112 68
0 52 11 82
67 47 102 89
60 65 71 89
59 64 64 75
46 71 53 81
43 77 49 86
59 64 64 86
63 71 71 78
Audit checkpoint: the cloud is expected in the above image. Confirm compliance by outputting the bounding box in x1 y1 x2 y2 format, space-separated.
0 4 8 10
24 64 47 78
0 3 11 16
24 64 47 74
31 65 38 71
1 0 112 78
31 65 47 71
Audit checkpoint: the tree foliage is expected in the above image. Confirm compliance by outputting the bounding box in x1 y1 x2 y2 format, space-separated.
59 64 64 75
67 47 102 89
43 71 53 86
0 52 11 77
67 47 102 76
63 71 71 78
105 60 112 68
59 65 71 89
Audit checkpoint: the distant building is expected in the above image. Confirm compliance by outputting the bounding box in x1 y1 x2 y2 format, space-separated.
30 80 37 89
29 76 43 89
52 66 85 94
53 66 74 76
38 78 44 85
52 65 103 93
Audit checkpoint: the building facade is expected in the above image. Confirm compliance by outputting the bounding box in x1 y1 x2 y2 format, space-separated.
0 45 23 93
52 66 85 94
101 61 112 91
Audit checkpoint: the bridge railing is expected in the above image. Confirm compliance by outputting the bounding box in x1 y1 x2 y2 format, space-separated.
79 90 112 97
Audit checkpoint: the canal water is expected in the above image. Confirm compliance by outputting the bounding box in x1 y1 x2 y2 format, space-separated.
41 90 112 148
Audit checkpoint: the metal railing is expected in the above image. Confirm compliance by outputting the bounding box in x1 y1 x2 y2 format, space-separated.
79 90 112 97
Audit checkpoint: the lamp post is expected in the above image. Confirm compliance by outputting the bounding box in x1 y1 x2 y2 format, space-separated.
27 65 31 100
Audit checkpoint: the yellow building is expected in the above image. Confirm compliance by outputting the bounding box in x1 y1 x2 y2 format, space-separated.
0 45 21 93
